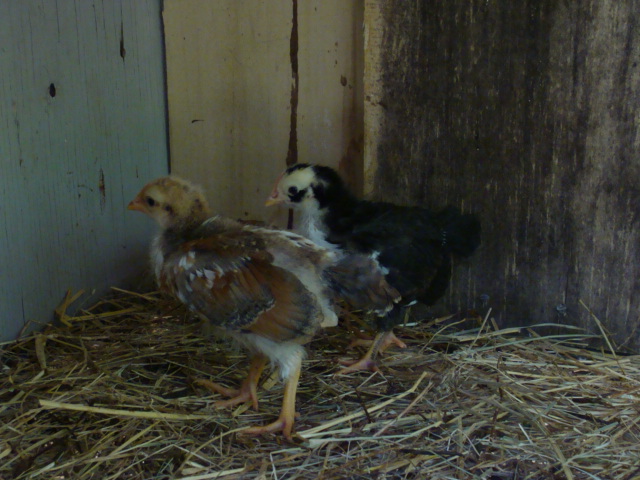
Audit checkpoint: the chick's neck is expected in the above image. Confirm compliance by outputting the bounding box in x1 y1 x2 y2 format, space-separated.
168 200 212 233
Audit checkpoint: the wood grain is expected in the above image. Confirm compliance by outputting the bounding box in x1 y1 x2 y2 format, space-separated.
0 1 168 341
163 0 364 222
365 0 639 348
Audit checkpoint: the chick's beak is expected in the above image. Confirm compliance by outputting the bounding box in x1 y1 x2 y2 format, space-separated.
265 173 285 207
265 194 283 207
127 197 146 212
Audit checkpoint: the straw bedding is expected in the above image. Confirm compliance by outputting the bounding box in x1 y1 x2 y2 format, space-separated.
1 289 638 480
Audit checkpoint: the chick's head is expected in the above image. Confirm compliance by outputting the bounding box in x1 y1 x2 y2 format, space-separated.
266 163 318 209
128 176 210 229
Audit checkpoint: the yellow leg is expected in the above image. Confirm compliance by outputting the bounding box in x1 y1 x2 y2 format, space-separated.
337 331 406 374
240 357 302 441
194 354 268 410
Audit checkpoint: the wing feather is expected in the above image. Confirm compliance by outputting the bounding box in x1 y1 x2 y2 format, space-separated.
160 234 321 344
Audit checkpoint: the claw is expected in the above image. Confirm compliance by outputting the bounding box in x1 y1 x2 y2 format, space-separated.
240 414 295 441
378 331 407 352
194 355 267 410
337 355 380 374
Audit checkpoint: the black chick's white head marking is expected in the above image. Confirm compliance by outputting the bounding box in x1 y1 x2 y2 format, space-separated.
269 163 316 207
267 164 343 212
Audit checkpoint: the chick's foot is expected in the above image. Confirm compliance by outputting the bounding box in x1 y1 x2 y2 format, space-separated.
337 331 406 374
194 355 267 410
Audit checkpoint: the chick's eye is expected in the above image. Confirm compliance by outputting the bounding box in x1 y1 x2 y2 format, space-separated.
288 186 298 195
145 196 156 207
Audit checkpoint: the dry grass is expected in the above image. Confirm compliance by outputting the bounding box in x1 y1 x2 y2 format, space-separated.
1 289 639 480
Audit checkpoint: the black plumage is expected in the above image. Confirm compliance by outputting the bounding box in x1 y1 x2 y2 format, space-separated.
267 163 481 372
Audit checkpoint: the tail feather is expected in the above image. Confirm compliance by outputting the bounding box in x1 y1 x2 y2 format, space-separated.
436 207 481 258
324 254 400 316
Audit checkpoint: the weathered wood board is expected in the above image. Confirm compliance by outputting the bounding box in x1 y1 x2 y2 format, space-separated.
365 0 640 349
0 1 168 341
163 0 364 224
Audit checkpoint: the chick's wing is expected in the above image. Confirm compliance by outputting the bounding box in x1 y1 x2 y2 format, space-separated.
160 235 320 343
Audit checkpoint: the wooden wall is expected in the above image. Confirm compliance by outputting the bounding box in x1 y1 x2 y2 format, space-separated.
163 0 364 222
0 1 168 341
365 0 640 349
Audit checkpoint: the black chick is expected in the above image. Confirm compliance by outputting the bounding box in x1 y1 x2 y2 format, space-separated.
267 163 481 372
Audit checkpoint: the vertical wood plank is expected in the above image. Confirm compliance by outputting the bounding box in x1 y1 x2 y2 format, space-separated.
163 0 363 221
163 0 292 223
0 0 167 341
365 0 640 348
363 0 384 196
298 0 364 192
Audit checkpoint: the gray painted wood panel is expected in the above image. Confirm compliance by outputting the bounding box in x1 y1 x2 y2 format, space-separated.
0 1 168 341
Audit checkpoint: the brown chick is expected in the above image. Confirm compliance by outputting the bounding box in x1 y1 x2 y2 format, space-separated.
128 176 398 440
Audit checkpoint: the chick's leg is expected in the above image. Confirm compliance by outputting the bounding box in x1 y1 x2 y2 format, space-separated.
195 354 267 410
241 356 301 441
337 330 405 374
344 307 408 360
